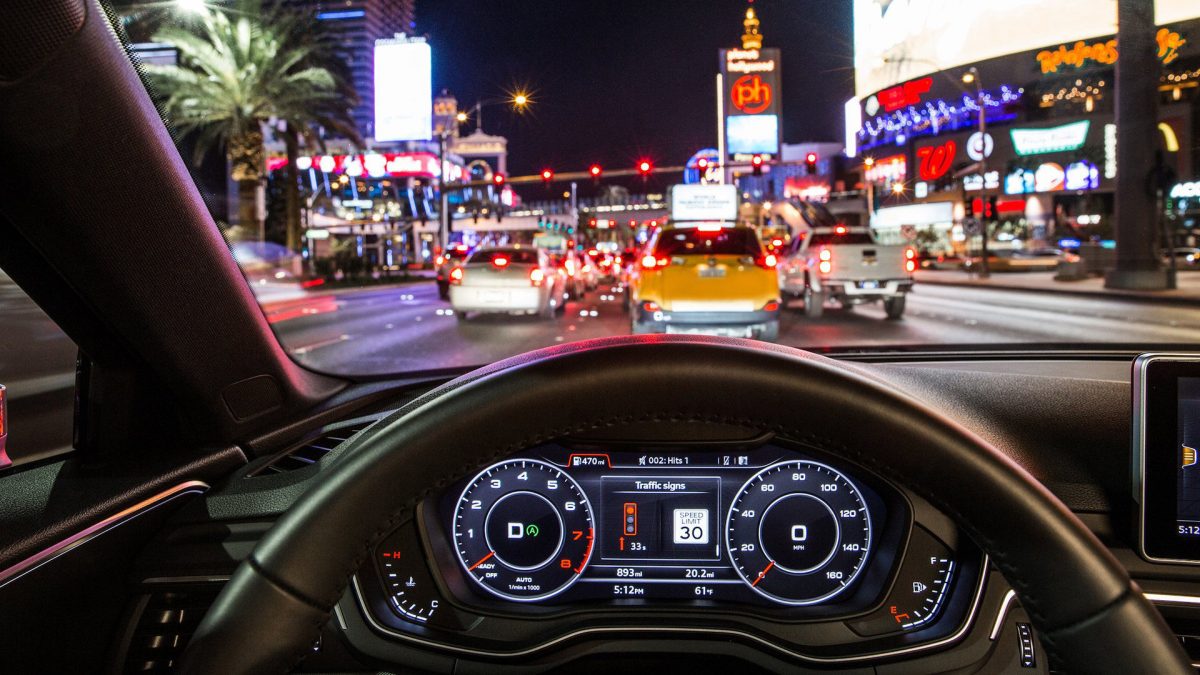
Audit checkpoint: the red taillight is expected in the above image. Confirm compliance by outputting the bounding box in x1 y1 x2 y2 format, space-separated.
818 248 832 262
762 300 780 312
697 223 723 233
904 248 916 260
642 301 660 312
300 278 325 288
493 256 509 268
759 253 778 269
817 250 832 275
449 266 464 284
529 268 545 286
564 258 577 276
905 259 917 273
834 225 848 235
435 254 446 266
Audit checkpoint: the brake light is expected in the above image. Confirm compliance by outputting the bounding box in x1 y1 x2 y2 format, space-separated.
449 266 464 284
834 225 848 235
818 248 832 262
435 254 446 266
588 249 598 256
904 247 916 260
697 223 723 233
762 300 781 312
642 255 669 269
905 259 917 273
529 268 545 286
758 253 778 269
642 301 660 312
493 256 509 268
564 258 577 277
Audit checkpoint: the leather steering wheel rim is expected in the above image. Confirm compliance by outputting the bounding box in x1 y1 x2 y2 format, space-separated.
179 336 1190 673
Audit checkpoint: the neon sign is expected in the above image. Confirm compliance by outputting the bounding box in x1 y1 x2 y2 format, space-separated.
731 74 773 114
1064 160 1099 191
1010 121 1090 156
1036 28 1186 74
865 154 906 184
916 140 956 181
878 77 932 113
1171 181 1200 199
858 86 1022 150
1034 163 1065 192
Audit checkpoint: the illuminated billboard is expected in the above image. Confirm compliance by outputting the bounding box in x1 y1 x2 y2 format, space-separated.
374 37 432 142
853 0 1200 96
726 115 779 155
720 47 781 158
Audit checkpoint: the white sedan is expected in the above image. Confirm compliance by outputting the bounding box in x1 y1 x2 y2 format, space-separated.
448 246 568 319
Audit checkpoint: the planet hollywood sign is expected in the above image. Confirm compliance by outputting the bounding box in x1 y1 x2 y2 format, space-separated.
725 48 776 73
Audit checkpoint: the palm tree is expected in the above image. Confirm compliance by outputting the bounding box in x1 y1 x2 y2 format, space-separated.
143 1 358 243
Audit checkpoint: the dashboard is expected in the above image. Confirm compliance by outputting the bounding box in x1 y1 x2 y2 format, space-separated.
353 440 986 662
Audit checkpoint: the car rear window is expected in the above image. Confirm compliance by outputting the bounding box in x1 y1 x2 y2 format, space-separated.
654 229 762 257
808 231 875 246
472 249 539 265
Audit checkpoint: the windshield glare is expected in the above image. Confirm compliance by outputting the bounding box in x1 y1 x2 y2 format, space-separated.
114 1 1200 376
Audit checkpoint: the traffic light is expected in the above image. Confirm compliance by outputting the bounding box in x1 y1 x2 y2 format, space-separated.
986 195 998 220
751 154 764 176
697 157 709 170
805 152 818 174
541 168 554 184
492 173 505 186
638 160 653 177
589 164 602 182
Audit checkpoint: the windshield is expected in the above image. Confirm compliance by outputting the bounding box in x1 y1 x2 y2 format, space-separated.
114 1 1200 375
655 229 763 257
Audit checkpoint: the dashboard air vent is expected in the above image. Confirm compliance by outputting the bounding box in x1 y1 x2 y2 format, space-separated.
122 584 222 673
256 423 369 475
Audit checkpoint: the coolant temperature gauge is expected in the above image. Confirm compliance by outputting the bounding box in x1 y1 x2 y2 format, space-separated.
373 521 461 629
849 525 956 636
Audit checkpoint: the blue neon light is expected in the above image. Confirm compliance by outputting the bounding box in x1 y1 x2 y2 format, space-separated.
316 10 365 20
858 86 1023 151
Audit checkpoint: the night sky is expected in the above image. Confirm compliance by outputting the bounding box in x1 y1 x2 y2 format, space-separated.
418 1 853 180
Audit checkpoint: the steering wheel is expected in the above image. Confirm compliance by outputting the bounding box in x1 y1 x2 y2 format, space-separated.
178 336 1190 673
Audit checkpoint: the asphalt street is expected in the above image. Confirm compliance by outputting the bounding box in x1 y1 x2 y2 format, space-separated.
270 280 1200 375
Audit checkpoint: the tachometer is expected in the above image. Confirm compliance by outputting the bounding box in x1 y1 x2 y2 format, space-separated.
726 460 872 605
453 459 595 602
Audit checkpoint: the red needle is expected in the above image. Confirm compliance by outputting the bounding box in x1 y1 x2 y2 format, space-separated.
752 560 775 587
468 550 495 571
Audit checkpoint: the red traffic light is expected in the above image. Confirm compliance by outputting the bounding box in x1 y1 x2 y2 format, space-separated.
589 164 602 177
805 152 818 164
638 160 652 174
541 168 554 182
751 155 764 167
492 173 506 185
697 157 709 169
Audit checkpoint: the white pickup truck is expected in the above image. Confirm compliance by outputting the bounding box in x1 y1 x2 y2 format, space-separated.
778 222 915 319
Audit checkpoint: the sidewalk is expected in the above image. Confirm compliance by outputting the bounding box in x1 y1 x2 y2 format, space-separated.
913 269 1200 306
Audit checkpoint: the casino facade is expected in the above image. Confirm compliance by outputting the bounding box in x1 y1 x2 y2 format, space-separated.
847 2 1200 255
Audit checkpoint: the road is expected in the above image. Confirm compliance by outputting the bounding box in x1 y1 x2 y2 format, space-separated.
272 280 1200 374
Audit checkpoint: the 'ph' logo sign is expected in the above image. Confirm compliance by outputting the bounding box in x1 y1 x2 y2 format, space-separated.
731 74 772 114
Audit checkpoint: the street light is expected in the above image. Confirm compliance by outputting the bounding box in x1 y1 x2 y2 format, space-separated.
455 93 532 134
963 66 990 277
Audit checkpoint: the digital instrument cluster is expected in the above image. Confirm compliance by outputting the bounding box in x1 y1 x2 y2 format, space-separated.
358 442 984 658
444 445 893 607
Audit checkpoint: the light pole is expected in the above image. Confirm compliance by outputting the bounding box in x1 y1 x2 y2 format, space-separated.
455 93 530 134
963 67 990 277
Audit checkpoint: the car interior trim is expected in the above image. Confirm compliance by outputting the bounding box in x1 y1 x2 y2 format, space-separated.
347 553 990 664
988 589 1018 640
0 480 209 588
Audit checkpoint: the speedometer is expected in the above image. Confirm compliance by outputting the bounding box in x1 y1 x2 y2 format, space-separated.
726 460 872 605
453 459 595 602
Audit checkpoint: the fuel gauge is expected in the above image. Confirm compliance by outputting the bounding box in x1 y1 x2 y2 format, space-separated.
849 525 955 637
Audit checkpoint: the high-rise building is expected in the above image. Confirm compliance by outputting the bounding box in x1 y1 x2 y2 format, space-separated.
280 0 417 141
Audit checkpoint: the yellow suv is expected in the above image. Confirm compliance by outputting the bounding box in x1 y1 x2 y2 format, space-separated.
628 224 781 340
